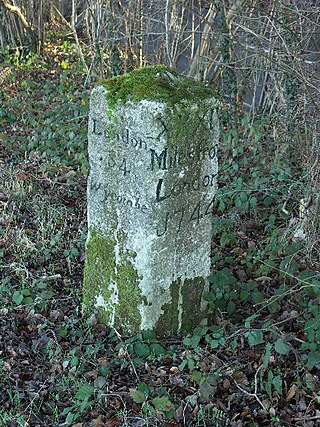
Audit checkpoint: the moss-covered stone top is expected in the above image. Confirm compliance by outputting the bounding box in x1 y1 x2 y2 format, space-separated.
100 65 215 108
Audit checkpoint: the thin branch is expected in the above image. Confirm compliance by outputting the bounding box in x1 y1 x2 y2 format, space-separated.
2 0 31 30
52 4 89 75
234 365 267 411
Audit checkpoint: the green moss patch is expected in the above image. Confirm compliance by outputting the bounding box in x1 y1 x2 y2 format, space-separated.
83 230 143 333
100 65 215 108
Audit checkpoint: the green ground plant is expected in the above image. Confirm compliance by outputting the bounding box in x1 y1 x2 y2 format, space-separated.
0 43 319 426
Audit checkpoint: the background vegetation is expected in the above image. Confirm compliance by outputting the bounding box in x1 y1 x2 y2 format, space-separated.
0 0 319 426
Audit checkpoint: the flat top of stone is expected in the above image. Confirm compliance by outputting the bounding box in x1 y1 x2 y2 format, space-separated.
99 65 216 107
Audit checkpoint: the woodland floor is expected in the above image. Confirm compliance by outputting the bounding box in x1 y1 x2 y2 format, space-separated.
0 47 320 427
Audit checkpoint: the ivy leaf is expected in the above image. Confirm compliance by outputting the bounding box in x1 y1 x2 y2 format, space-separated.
12 291 23 305
220 232 230 247
65 413 75 423
94 376 107 389
199 382 216 403
152 395 174 412
70 247 80 256
191 334 201 348
272 375 283 395
149 343 166 356
227 300 236 315
142 330 157 341
75 385 94 401
189 370 202 385
129 388 146 404
246 330 264 347
275 339 290 355
183 337 192 346
218 199 226 212
134 342 150 357
22 296 33 305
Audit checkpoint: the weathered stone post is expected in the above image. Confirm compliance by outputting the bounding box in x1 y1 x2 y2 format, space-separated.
83 66 219 336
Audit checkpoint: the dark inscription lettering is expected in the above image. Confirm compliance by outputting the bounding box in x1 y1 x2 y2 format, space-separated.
155 196 216 237
102 189 110 203
118 128 148 150
151 148 167 171
92 118 102 136
91 118 109 138
202 173 216 187
155 118 168 139
156 208 185 237
139 138 148 150
121 128 129 144
131 136 138 148
156 211 169 237
92 121 150 150
156 179 170 202
97 155 130 175
189 201 202 224
133 197 141 208
136 137 147 150
119 159 130 176
203 175 210 187
155 173 217 203
196 111 208 133
150 143 217 171
175 208 185 232
169 146 179 169
90 181 103 191
97 188 147 212
208 146 217 159
205 196 215 215
210 173 216 185
192 108 215 132
92 117 217 173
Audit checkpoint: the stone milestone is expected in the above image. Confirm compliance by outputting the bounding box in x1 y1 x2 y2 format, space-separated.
83 66 219 336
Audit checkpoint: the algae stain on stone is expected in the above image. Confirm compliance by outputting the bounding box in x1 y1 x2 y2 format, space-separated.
155 279 180 336
83 230 143 333
180 277 207 333
155 277 207 336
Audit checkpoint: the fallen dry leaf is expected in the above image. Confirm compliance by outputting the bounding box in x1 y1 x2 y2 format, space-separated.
286 384 298 402
232 371 249 386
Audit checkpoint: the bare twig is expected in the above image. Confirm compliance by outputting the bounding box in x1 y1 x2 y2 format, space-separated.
234 364 267 411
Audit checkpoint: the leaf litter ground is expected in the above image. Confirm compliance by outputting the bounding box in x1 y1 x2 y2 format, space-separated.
0 60 319 427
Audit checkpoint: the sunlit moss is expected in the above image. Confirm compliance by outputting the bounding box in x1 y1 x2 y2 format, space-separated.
100 65 216 108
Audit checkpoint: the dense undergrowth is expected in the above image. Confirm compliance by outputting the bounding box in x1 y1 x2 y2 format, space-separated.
0 42 319 427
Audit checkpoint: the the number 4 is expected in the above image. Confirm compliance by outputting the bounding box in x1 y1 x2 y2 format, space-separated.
120 159 130 176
